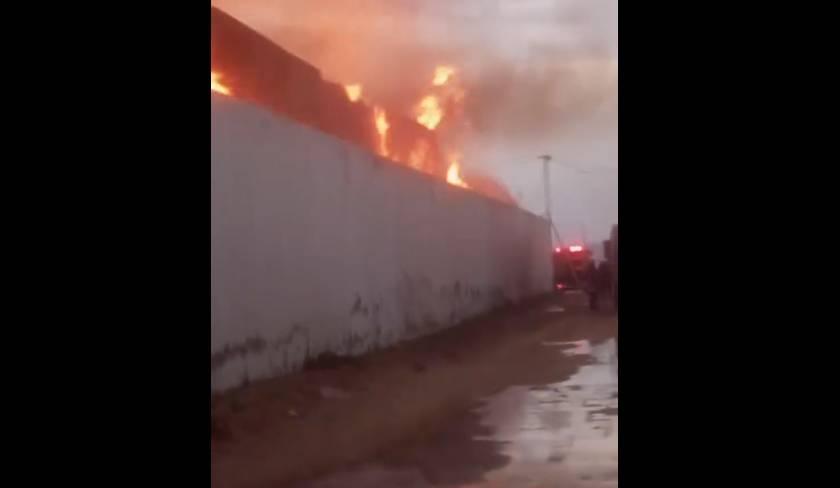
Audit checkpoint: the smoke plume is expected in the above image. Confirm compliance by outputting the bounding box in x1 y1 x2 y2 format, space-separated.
212 0 618 239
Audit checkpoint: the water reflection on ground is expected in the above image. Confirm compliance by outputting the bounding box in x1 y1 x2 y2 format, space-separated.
300 338 617 487
473 338 618 487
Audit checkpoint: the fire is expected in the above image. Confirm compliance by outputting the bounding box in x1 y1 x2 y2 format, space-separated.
374 106 390 157
446 155 469 189
210 13 517 206
344 83 362 102
415 95 443 130
432 66 455 86
408 140 429 170
415 66 460 130
211 71 231 95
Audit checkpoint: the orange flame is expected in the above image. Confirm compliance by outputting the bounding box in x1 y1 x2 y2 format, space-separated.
408 140 429 170
374 106 390 157
415 66 461 130
432 66 455 86
344 83 362 102
415 95 443 130
211 71 232 96
446 155 469 189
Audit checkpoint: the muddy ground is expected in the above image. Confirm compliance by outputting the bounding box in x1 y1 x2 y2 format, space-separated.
211 292 617 487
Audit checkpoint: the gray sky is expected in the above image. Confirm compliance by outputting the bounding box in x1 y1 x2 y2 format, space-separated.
213 0 617 243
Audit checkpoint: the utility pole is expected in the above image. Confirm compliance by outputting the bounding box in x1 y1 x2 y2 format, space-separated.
538 154 560 243
539 155 552 223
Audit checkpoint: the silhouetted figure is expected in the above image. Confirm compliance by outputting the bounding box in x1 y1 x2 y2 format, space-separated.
597 262 613 309
586 261 599 311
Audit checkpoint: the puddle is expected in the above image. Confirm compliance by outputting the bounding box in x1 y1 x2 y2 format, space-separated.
300 338 618 487
541 340 592 356
472 338 618 486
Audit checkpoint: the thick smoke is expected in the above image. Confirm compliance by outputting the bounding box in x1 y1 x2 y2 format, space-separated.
213 0 615 138
212 0 618 240
463 56 616 138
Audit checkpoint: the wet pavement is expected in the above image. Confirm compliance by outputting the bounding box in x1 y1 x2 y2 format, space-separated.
298 336 618 487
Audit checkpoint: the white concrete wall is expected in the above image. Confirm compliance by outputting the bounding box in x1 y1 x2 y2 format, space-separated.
211 95 552 392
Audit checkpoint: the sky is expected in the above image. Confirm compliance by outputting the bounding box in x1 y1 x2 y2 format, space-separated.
213 0 617 243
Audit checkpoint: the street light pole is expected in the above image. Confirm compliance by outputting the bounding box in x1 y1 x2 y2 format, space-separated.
538 154 560 243
542 156 552 222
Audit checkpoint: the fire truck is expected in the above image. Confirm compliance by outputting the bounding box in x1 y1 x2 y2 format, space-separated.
552 244 594 292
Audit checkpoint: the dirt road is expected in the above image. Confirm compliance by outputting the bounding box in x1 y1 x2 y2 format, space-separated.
211 292 618 487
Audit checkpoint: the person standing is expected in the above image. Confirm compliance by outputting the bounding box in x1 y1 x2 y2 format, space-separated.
586 261 599 311
596 261 612 310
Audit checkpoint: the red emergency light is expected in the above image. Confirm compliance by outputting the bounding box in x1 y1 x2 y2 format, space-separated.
569 245 584 253
554 247 562 253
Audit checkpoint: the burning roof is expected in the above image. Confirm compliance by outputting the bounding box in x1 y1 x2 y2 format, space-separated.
211 6 514 206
